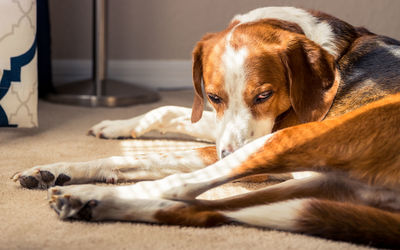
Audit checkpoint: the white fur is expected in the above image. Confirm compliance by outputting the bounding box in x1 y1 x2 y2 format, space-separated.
157 133 273 199
233 7 338 57
218 29 251 157
292 171 314 180
224 199 305 230
89 106 217 142
217 26 275 158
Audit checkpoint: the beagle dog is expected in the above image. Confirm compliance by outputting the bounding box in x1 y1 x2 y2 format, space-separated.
13 7 400 247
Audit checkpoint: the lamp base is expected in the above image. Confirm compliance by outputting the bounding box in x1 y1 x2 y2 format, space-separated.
44 79 160 107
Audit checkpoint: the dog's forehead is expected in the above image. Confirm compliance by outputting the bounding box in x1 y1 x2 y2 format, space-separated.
202 28 246 94
202 24 287 94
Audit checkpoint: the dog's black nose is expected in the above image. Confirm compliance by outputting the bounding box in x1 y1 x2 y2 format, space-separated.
221 149 232 158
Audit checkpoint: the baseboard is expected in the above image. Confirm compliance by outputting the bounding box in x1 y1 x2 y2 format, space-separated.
52 59 193 89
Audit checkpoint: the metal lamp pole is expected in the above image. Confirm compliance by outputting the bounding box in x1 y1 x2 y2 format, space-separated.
45 0 160 107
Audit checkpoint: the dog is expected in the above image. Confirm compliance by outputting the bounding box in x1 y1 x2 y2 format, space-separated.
13 7 400 247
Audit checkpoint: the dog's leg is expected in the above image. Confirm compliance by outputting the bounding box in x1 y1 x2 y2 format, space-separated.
47 174 400 248
13 146 217 189
153 184 400 249
224 197 400 248
223 197 400 248
88 106 216 142
46 134 270 219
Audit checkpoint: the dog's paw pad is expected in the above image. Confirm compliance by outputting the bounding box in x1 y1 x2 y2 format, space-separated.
76 200 98 220
14 167 71 189
19 176 39 189
40 170 55 183
55 174 71 186
87 129 95 136
99 133 108 139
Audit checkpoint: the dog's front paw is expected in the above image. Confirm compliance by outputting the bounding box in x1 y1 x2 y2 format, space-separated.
48 184 179 222
88 119 138 139
48 185 105 220
12 164 71 189
88 107 173 139
13 160 120 189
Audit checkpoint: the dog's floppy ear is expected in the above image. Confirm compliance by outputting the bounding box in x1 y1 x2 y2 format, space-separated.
282 38 338 123
191 40 204 123
191 33 215 123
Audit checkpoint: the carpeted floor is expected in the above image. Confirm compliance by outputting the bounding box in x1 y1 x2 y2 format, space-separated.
0 90 370 250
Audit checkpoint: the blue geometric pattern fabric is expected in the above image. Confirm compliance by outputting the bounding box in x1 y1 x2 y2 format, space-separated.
0 0 38 128
0 38 36 127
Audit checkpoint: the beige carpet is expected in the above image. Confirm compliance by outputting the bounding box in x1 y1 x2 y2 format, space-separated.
0 90 370 250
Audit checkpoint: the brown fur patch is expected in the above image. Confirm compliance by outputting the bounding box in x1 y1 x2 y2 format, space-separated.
297 199 400 248
196 146 218 166
154 203 228 227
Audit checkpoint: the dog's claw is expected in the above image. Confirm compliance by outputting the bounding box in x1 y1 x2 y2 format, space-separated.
11 172 21 182
51 188 60 194
51 195 58 202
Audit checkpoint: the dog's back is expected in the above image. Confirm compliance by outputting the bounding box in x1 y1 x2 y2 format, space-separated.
329 33 400 117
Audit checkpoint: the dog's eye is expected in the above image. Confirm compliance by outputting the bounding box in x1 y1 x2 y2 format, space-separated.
254 91 273 104
208 94 223 104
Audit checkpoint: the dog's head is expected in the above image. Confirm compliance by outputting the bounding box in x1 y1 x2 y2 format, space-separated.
191 20 338 159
